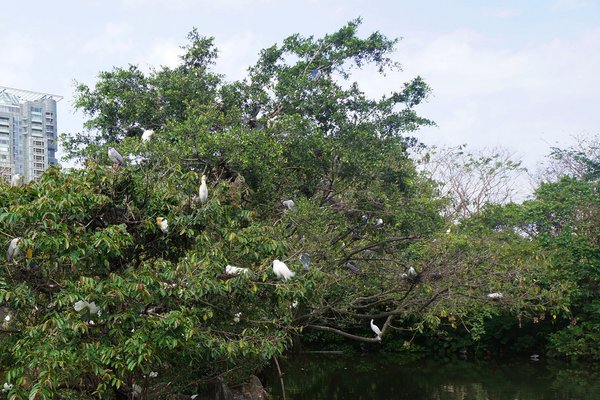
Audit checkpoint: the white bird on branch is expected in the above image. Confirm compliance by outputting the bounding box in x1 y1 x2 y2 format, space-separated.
282 199 296 211
73 300 101 315
370 319 382 341
7 237 21 263
108 147 125 167
199 175 208 204
156 217 169 233
487 292 503 300
10 174 22 187
141 129 154 142
225 265 249 275
273 259 295 281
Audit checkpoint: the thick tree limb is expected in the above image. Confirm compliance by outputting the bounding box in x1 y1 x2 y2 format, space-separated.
306 324 381 343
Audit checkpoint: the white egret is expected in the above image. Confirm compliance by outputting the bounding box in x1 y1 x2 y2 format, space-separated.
291 300 299 309
225 265 248 275
132 384 142 398
108 147 125 167
156 217 168 233
407 267 417 278
370 319 382 341
10 174 21 187
273 259 295 281
446 228 451 234
7 237 21 262
282 199 296 210
73 300 87 312
87 302 100 315
374 218 383 228
141 129 154 142
233 312 242 323
73 300 100 315
487 292 503 300
199 175 208 204
4 314 11 322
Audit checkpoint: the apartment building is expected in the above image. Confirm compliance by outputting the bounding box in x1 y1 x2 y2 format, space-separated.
0 86 62 182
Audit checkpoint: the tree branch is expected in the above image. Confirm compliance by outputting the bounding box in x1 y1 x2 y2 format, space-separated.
306 324 381 343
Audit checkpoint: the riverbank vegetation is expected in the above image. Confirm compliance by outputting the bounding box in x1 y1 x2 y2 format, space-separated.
1 20 598 399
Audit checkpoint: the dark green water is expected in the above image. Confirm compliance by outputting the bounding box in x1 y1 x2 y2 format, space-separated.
265 354 600 400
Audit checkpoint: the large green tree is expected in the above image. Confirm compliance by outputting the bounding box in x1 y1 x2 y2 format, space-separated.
1 20 568 399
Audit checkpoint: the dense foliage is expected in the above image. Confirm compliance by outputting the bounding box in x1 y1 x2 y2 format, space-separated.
1 19 595 399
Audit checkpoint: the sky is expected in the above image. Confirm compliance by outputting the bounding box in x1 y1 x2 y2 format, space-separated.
1 0 599 176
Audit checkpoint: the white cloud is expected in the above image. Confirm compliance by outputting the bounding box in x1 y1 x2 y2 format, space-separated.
82 22 133 56
486 8 517 19
0 33 36 88
147 41 183 69
552 0 591 10
216 31 264 80
344 26 600 176
119 0 275 11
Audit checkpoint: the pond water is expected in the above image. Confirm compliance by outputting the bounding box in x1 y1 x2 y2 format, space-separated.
264 354 600 400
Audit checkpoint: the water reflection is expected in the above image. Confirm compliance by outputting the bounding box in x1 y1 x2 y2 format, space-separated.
265 354 600 400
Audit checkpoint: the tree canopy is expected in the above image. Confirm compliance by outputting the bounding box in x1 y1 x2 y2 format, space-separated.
1 20 591 399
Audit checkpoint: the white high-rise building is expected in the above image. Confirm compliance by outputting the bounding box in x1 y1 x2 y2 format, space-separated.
0 86 62 183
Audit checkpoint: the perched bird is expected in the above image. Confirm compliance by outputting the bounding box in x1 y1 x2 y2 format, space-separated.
374 218 384 228
407 267 417 278
273 259 295 281
446 228 451 235
225 265 249 275
487 292 504 300
199 175 208 204
370 319 382 341
73 300 100 315
108 147 125 167
7 237 21 262
10 174 21 187
87 301 100 315
156 217 169 233
300 253 310 271
132 384 142 398
291 300 299 309
309 67 321 80
141 129 154 142
345 261 360 273
2 383 13 393
282 199 296 211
